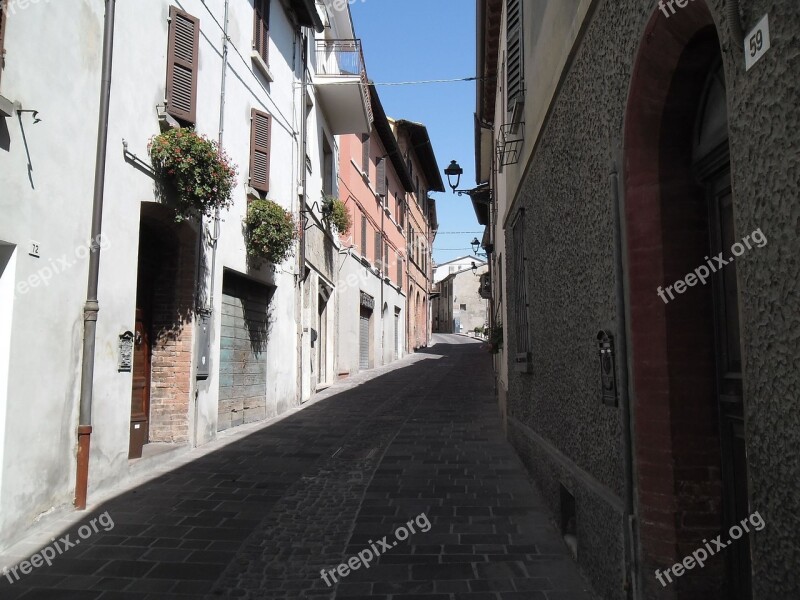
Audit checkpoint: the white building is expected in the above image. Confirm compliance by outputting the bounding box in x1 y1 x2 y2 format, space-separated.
433 255 486 283
0 0 367 550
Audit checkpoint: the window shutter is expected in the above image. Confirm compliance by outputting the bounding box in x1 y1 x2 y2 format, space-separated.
374 231 381 269
376 158 387 196
250 109 272 192
397 256 403 286
166 6 200 124
506 0 524 115
361 134 370 176
360 214 367 257
253 0 270 64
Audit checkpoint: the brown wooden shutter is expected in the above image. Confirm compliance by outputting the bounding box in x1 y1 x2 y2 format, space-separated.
166 6 200 124
250 109 272 192
397 256 403 286
361 134 370 176
360 214 367 257
376 158 387 196
374 231 381 269
506 0 524 114
253 0 270 64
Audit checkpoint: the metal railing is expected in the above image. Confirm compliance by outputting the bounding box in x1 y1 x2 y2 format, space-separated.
314 39 372 124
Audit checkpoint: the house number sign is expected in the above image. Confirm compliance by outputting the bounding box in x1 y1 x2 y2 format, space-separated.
745 14 770 71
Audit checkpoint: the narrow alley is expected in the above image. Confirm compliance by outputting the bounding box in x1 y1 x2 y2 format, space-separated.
0 335 594 600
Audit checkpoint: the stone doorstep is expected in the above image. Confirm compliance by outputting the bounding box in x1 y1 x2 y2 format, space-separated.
0 348 432 570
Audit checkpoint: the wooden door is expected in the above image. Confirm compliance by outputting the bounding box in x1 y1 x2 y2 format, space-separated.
709 170 751 599
129 308 151 458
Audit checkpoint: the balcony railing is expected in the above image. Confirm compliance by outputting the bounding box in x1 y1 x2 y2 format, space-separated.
315 39 365 77
313 39 373 131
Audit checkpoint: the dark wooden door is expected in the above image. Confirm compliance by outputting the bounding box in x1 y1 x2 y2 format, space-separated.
709 170 751 599
129 308 151 458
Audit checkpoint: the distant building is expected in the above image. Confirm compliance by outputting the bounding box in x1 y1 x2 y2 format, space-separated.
433 255 486 284
432 264 488 335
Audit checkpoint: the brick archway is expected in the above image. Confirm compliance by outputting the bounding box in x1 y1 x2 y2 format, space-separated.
623 3 731 598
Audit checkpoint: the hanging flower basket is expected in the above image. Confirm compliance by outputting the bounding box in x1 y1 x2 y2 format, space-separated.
323 196 351 235
244 198 298 264
149 128 238 221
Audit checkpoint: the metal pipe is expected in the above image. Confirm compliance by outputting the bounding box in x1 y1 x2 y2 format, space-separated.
75 0 116 510
728 0 744 47
610 158 638 599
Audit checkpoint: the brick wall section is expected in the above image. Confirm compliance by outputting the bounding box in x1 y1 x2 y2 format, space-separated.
148 224 196 444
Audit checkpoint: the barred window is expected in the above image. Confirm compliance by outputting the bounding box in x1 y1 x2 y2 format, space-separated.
511 210 530 354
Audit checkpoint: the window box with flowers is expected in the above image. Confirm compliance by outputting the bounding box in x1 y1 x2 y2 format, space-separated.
149 128 238 222
244 198 298 265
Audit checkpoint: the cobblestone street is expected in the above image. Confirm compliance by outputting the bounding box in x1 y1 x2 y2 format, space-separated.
0 335 595 600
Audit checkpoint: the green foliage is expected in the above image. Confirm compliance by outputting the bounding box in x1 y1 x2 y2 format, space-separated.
488 323 503 354
149 128 238 221
244 199 298 264
323 196 351 235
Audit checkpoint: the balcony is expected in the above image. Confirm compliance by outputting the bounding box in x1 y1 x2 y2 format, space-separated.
313 39 373 135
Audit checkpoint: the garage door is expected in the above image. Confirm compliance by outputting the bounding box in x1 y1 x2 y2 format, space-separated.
219 273 269 432
359 307 370 370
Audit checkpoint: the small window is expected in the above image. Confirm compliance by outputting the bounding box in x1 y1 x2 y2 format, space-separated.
165 6 200 124
397 256 403 286
249 109 272 193
460 304 467 311
374 231 382 270
253 0 270 65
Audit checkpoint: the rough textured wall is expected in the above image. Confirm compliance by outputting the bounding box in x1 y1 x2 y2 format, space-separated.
505 0 799 598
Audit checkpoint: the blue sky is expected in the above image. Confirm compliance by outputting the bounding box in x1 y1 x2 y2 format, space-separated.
350 0 482 265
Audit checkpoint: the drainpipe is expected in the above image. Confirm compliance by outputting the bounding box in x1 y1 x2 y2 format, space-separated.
298 30 309 400
75 0 116 511
610 158 638 599
728 0 744 47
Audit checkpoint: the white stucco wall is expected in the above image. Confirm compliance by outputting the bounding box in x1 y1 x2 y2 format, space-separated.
0 0 309 549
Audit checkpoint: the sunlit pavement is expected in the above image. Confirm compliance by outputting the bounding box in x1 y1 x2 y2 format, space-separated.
0 334 595 599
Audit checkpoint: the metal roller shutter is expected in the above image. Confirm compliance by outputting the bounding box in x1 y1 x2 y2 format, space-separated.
219 273 269 432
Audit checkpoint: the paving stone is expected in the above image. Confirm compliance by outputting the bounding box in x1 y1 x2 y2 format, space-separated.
0 336 596 600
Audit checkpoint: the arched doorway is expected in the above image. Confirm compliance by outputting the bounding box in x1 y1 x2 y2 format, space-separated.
623 3 751 598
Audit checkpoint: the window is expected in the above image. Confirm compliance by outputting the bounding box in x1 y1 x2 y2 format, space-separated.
322 135 333 196
384 242 389 272
506 0 524 118
165 6 200 124
374 231 382 270
360 213 367 257
460 304 467 311
397 256 403 286
361 134 370 177
397 193 405 227
511 210 530 355
253 0 270 65
249 109 272 192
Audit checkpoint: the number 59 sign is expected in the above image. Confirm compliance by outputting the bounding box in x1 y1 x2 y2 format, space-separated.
745 14 770 71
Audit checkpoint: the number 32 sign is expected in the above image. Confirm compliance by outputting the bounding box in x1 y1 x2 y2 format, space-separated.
745 14 771 71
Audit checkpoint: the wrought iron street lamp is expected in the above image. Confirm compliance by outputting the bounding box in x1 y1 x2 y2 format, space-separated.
445 160 463 191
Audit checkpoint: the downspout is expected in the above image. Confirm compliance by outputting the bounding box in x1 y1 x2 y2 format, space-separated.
380 192 385 363
727 0 744 47
610 159 638 599
298 30 309 401
75 0 116 511
210 0 229 305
